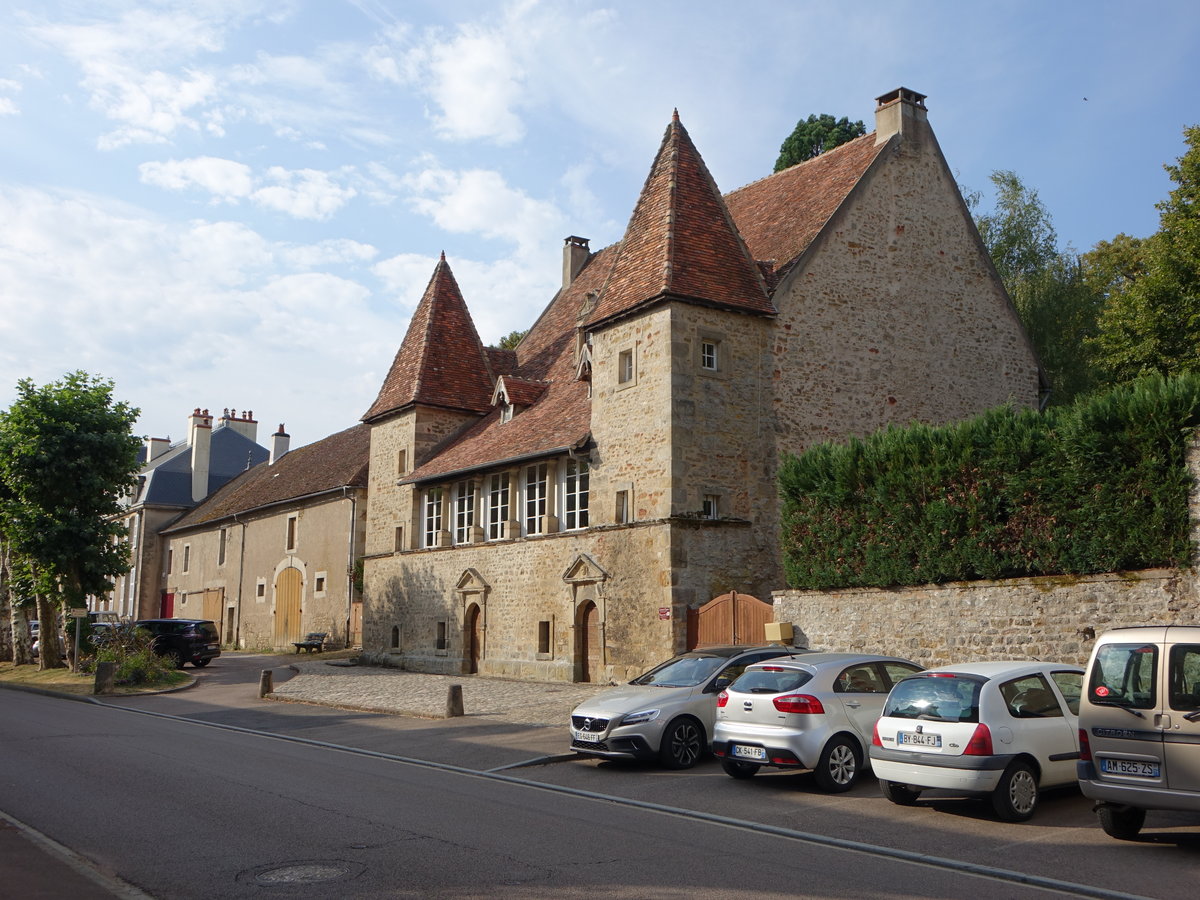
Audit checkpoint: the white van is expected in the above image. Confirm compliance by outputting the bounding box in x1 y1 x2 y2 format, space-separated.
1077 625 1200 839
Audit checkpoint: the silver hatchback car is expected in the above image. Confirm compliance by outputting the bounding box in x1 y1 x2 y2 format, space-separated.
712 653 923 792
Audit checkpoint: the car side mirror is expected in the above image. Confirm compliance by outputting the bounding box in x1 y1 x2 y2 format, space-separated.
710 676 732 693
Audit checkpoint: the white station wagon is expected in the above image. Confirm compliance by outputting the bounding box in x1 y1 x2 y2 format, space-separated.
870 661 1084 821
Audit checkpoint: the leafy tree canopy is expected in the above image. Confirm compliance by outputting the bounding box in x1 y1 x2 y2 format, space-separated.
0 372 140 608
1091 125 1200 382
774 114 865 172
494 329 528 350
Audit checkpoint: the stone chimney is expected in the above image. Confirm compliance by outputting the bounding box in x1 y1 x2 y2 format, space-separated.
188 408 213 502
217 407 258 442
144 436 170 462
875 87 928 146
563 236 590 288
270 424 291 465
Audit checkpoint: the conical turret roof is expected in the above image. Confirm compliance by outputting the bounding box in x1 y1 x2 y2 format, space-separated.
362 254 494 422
585 112 774 328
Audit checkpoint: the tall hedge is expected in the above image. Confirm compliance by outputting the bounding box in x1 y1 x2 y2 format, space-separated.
779 374 1200 589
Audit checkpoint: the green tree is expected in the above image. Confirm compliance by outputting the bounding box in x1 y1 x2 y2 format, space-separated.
973 170 1101 404
0 372 140 669
495 329 527 350
774 114 866 172
1092 126 1200 382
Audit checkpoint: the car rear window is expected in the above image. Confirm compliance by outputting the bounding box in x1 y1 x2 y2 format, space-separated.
729 667 812 694
195 623 219 641
882 674 982 723
1089 643 1157 709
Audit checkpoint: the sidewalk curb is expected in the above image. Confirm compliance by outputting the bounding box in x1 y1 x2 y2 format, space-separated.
0 673 199 703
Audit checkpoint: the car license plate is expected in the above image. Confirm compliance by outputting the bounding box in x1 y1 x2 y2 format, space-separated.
732 744 767 760
1100 758 1160 778
206 644 218 650
898 731 942 748
572 729 603 743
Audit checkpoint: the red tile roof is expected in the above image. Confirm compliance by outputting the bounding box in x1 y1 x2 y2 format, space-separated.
725 132 888 277
362 255 494 422
165 424 370 530
585 113 773 329
494 375 548 407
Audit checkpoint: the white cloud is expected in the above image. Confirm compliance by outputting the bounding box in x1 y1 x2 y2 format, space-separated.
251 167 358 220
139 157 255 200
0 98 17 116
423 28 525 144
403 165 562 255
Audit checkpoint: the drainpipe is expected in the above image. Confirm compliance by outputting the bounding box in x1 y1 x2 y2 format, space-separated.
233 512 247 649
344 487 357 650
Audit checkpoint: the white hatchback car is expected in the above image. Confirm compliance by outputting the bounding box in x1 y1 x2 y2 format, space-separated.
712 653 923 792
870 661 1084 821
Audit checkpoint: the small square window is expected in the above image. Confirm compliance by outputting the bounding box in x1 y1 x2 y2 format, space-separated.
315 574 326 595
702 494 720 519
618 348 634 385
701 340 718 371
256 581 266 598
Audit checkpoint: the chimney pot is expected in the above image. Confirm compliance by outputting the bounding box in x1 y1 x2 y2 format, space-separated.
874 87 928 146
563 236 590 289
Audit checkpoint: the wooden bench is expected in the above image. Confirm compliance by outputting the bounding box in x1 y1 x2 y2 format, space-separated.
293 632 328 654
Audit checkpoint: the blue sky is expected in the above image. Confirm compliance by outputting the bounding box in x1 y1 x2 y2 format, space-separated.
1 0 1197 449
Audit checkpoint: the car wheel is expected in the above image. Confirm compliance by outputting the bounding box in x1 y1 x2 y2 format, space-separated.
813 736 861 793
720 758 759 779
192 658 210 668
880 779 922 806
1097 804 1146 840
658 717 704 770
166 650 184 669
992 761 1039 822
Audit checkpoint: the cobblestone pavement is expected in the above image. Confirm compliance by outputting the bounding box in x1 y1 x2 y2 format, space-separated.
268 659 610 726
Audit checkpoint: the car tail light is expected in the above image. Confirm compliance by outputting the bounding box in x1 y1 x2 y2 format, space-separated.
759 666 785 672
963 723 993 755
773 694 824 714
872 722 883 747
1078 727 1092 761
716 690 729 708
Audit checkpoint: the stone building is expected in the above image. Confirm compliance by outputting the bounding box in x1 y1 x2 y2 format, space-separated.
105 408 270 620
156 424 369 650
360 88 1044 683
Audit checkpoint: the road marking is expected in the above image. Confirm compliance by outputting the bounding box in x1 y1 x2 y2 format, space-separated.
99 700 1149 900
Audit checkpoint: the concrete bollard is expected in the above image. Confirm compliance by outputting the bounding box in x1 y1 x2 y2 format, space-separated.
259 669 274 698
446 683 464 718
93 661 116 695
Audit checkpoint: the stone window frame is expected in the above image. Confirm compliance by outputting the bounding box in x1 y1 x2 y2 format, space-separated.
182 543 191 574
435 619 449 655
697 330 726 378
537 618 553 659
616 345 636 388
485 472 510 541
397 449 408 476
255 579 266 601
218 527 227 567
394 525 405 553
452 479 476 545
702 493 721 519
166 544 173 575
314 571 327 597
560 458 590 531
614 483 634 525
285 514 298 552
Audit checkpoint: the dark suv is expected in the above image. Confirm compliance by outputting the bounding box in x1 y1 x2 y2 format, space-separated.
134 619 221 668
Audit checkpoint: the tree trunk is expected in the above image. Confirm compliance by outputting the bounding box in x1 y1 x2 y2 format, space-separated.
36 593 66 670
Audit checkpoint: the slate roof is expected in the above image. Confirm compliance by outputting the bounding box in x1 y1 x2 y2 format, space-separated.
362 255 495 422
165 424 370 531
136 426 269 508
395 116 887 484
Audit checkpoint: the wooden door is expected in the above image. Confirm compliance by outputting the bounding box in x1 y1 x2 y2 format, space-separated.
273 567 303 647
349 601 363 649
160 592 174 618
465 604 481 674
577 601 601 682
201 588 224 624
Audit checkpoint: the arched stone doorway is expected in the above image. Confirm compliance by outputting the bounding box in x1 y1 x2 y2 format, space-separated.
465 603 482 674
576 600 601 683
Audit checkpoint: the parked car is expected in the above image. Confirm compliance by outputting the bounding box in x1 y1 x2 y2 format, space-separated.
870 661 1083 821
1077 625 1200 840
711 653 923 792
133 619 221 668
569 645 803 769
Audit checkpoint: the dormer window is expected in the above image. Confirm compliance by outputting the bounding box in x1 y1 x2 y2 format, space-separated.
500 403 514 423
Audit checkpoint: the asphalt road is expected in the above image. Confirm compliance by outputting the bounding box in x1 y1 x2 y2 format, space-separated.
3 653 1199 898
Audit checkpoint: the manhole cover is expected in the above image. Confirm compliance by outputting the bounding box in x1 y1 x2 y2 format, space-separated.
240 860 364 886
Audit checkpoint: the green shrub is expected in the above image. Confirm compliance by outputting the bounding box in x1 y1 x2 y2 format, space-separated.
780 373 1200 589
87 623 173 684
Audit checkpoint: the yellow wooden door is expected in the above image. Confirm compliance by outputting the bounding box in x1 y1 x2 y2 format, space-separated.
273 568 303 647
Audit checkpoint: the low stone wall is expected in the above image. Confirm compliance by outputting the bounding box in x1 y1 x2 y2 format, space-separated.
773 568 1200 668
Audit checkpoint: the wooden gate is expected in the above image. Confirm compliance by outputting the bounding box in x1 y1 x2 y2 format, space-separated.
687 591 773 648
273 568 303 648
199 588 224 625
